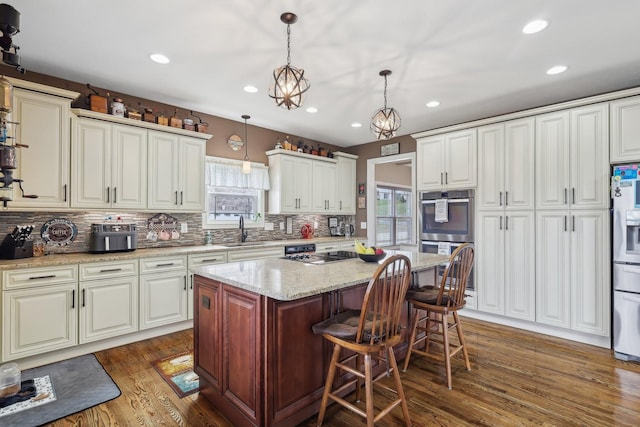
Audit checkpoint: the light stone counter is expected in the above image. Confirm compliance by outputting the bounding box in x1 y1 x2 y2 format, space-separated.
0 237 356 271
192 250 449 301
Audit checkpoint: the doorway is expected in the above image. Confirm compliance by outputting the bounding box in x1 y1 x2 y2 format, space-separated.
366 152 416 249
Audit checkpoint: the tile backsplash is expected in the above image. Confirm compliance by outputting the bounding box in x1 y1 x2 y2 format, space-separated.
0 211 356 254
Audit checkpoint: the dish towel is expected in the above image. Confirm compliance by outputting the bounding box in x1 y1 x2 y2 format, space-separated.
435 199 449 223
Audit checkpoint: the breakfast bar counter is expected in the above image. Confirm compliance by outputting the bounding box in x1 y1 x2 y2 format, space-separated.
192 251 448 427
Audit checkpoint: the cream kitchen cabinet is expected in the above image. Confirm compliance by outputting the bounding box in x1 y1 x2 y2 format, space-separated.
476 210 535 321
536 210 610 336
187 252 228 319
267 150 314 213
139 255 189 330
71 117 148 209
477 118 535 210
416 129 477 191
227 247 283 262
8 79 79 209
535 104 609 210
335 152 358 214
610 95 640 163
2 265 79 361
148 131 206 212
78 260 139 344
312 160 338 212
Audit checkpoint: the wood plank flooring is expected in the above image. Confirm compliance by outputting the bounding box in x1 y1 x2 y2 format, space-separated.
46 317 640 426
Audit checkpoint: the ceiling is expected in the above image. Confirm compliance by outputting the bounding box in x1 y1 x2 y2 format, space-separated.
6 1 640 148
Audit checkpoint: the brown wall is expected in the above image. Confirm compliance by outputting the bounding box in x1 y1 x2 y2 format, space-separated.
0 67 345 165
376 162 412 187
347 134 416 235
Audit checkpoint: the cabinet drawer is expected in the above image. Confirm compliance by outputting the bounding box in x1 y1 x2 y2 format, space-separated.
140 255 187 274
188 252 228 268
2 265 78 290
79 260 138 281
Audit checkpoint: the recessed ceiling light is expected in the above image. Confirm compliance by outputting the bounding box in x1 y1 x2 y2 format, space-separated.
306 107 318 113
426 100 440 108
351 122 362 128
547 65 568 75
243 85 258 93
149 53 170 64
522 19 548 34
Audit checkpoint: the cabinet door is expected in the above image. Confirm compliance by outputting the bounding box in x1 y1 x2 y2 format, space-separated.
71 117 112 208
148 131 180 210
536 211 571 328
113 125 147 209
476 212 505 315
571 211 610 336
536 112 570 210
416 135 444 190
194 276 222 391
11 89 71 208
312 161 337 212
503 211 535 321
139 271 188 330
79 276 138 343
610 95 640 163
2 284 77 361
337 155 356 214
179 136 206 211
445 129 477 189
504 118 535 210
477 123 504 210
279 155 313 212
570 104 609 209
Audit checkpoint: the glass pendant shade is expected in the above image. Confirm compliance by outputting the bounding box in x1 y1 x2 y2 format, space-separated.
268 12 309 110
371 69 401 140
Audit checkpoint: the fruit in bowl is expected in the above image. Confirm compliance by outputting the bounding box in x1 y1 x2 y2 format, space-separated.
354 239 386 262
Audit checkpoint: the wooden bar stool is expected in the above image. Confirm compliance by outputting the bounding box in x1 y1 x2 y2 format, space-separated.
312 254 412 427
403 243 474 389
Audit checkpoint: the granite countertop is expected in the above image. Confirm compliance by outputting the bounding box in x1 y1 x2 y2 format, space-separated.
192 250 450 301
0 237 357 271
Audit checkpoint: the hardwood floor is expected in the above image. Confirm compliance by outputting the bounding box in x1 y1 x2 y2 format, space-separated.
46 317 640 426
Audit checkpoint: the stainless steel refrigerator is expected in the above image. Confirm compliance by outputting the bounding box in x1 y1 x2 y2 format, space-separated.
612 164 640 362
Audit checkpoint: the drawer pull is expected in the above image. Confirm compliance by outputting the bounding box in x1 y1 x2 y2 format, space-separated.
28 274 56 280
200 258 218 263
156 262 175 267
99 268 123 273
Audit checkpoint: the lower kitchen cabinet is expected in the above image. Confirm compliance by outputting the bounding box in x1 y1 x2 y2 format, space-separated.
78 260 139 344
536 210 610 335
139 255 189 330
476 210 535 321
1 265 79 361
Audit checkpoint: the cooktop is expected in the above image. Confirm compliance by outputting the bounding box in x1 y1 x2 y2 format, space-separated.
283 243 358 264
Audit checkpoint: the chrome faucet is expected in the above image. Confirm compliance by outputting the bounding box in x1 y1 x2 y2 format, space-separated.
240 215 248 242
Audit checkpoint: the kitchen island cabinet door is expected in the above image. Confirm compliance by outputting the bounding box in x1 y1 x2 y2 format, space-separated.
194 277 222 392
2 283 78 361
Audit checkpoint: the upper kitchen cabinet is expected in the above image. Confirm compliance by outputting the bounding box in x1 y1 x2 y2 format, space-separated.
71 117 147 210
147 131 206 212
8 78 79 209
610 95 640 163
335 152 358 214
477 118 535 210
266 150 315 214
536 104 609 210
311 159 337 213
416 128 477 191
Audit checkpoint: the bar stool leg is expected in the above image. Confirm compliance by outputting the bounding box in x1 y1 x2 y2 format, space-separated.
403 306 419 372
388 346 412 426
317 343 341 426
364 354 374 427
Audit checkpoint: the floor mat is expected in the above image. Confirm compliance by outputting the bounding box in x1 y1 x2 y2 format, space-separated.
151 350 199 398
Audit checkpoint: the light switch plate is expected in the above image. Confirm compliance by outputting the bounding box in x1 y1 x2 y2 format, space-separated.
360 222 367 229
180 223 188 233
264 222 274 231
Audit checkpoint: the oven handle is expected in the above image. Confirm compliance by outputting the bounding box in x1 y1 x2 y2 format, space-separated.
421 198 470 204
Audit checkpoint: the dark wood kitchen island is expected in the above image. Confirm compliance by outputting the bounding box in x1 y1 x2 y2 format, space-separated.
191 250 448 427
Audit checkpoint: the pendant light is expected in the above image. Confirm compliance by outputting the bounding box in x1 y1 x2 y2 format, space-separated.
268 12 310 110
242 114 251 174
370 70 401 140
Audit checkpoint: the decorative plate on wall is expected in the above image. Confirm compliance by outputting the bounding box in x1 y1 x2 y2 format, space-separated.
41 218 78 246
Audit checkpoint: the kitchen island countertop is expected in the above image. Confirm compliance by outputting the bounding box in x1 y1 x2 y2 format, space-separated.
192 250 449 301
